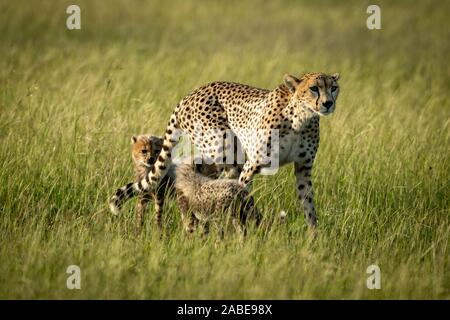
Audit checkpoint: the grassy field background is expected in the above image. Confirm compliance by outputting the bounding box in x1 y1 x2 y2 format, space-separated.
0 0 449 299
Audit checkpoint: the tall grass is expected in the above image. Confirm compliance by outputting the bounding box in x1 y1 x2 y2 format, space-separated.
0 0 448 299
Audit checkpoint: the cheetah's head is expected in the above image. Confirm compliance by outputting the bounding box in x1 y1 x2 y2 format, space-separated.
283 72 340 116
131 135 163 168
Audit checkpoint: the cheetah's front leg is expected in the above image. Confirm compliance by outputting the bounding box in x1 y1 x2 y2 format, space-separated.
295 162 318 228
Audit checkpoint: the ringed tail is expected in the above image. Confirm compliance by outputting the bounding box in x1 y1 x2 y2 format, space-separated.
108 109 181 215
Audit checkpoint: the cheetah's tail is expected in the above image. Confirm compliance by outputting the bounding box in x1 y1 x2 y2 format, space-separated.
108 182 137 215
108 109 181 215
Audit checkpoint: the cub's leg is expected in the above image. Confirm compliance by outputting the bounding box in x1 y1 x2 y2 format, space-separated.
233 201 249 244
136 192 151 234
201 220 210 238
177 193 199 235
153 187 165 231
181 212 198 235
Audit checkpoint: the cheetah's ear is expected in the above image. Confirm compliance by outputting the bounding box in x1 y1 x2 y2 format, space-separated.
283 74 301 93
332 73 340 81
131 135 137 144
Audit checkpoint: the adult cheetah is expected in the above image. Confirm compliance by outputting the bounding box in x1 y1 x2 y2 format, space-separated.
109 72 340 228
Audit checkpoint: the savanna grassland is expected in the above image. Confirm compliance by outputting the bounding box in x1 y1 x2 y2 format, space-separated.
0 0 449 299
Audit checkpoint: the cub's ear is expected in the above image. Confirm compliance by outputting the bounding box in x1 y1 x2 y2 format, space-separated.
332 73 340 81
131 135 137 144
283 74 301 93
149 136 164 150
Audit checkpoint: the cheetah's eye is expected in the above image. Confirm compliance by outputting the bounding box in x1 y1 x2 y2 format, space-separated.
142 150 148 154
310 86 319 93
331 86 338 92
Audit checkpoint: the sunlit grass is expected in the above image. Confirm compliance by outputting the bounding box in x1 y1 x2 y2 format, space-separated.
0 0 449 299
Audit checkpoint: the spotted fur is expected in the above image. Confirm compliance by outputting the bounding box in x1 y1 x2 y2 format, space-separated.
175 163 260 236
109 72 340 228
127 135 174 231
111 135 219 233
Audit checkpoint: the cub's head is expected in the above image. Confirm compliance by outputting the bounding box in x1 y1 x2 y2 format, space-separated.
283 72 340 116
131 135 163 168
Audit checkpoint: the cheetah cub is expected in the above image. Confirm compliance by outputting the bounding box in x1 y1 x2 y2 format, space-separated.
175 163 261 240
129 135 175 232
114 134 220 234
